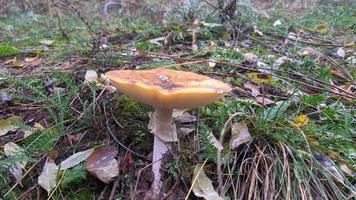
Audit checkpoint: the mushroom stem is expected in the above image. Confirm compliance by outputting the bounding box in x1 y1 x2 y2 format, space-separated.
148 107 177 196
151 136 170 195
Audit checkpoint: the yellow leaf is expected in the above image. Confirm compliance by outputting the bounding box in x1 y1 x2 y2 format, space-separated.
294 115 309 128
24 50 40 63
40 39 54 46
247 72 273 84
314 24 328 33
12 57 24 68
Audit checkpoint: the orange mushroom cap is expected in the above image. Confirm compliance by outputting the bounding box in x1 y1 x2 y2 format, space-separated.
106 68 231 109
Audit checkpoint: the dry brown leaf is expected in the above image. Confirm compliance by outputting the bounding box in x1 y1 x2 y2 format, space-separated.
85 146 119 184
243 82 260 97
255 96 275 106
230 121 251 150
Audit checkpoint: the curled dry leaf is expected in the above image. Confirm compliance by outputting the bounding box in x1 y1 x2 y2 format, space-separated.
173 109 196 124
243 82 260 97
0 116 23 136
255 96 275 106
207 132 223 151
192 164 223 200
85 146 119 184
38 158 59 194
230 121 251 150
60 148 94 170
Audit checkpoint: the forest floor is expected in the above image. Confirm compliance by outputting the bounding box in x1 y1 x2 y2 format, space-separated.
0 1 355 200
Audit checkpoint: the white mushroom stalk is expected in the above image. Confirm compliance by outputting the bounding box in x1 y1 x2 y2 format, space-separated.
148 107 177 196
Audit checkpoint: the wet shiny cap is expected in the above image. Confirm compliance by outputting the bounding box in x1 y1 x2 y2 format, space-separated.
106 68 231 109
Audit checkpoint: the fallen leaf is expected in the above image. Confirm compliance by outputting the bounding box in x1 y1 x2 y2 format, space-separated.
275 56 292 67
12 57 24 68
0 116 23 136
23 130 34 138
253 26 263 36
8 163 23 182
0 91 12 104
207 132 223 151
273 19 282 27
121 152 133 174
178 127 195 136
192 164 223 200
336 48 345 58
60 149 94 170
243 82 260 97
294 115 309 128
40 39 54 46
314 24 327 33
33 123 45 130
4 142 27 182
298 47 322 58
247 73 273 84
244 52 258 63
24 50 40 63
230 121 251 150
149 37 165 46
255 96 275 106
38 158 59 194
340 164 353 177
173 110 196 124
241 39 252 48
85 146 119 184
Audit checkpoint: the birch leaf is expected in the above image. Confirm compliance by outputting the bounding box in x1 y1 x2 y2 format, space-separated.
192 164 223 200
85 146 119 184
60 149 94 170
230 122 251 150
4 142 27 168
38 159 59 194
4 142 26 182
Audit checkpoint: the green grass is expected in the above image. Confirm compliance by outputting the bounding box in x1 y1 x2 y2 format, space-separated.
0 2 355 200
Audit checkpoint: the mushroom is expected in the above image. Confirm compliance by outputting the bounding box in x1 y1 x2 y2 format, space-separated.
106 67 231 197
